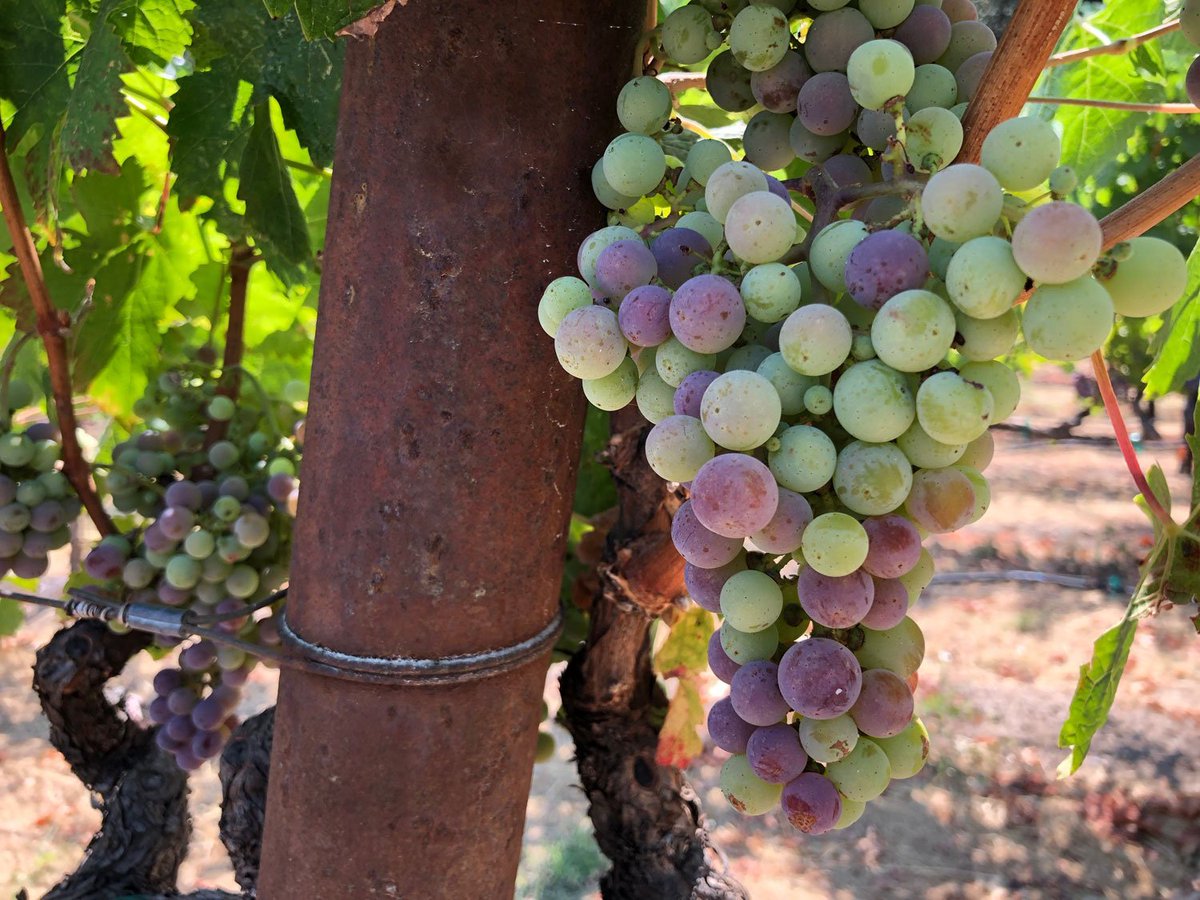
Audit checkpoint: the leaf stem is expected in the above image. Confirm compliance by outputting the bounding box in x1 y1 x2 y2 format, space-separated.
1028 96 1198 113
1090 350 1174 530
0 122 114 536
1046 20 1180 67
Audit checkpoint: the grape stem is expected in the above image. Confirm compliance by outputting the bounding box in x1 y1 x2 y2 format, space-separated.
636 0 657 78
785 174 926 261
1090 350 1175 530
1098 154 1200 249
1046 20 1181 67
203 246 253 450
0 121 115 536
1028 97 1199 113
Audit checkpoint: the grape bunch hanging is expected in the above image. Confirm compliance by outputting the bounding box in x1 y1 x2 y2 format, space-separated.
540 0 1190 833
85 366 303 771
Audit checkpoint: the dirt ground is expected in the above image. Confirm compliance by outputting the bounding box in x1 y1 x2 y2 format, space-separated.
3 366 1200 899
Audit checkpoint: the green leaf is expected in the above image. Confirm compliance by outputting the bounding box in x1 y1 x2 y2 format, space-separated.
109 0 194 66
288 0 387 41
654 606 714 677
655 676 705 770
1144 238 1200 396
0 597 23 635
61 0 129 175
1058 616 1138 776
167 67 253 205
572 406 617 518
0 259 37 331
238 104 311 283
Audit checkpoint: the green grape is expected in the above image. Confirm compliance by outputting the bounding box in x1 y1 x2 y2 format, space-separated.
538 276 594 337
635 368 677 424
592 159 639 211
662 5 720 65
743 111 797 172
725 344 773 372
905 64 957 111
721 569 785 632
916 371 993 444
701 370 782 451
921 164 1003 241
958 360 1019 421
535 730 556 763
578 225 640 287
833 360 916 443
207 395 236 421
954 307 1019 361
657 337 717 387
742 264 803 324
798 713 859 764
825 737 891 802
896 419 966 468
707 50 757 112
779 304 853 376
583 357 639 411
847 40 916 111
871 289 956 372
721 621 780 663
677 210 725 249
851 333 875 362
724 191 798 264
226 564 260 599
165 554 202 590
555 306 627 380
958 429 994 471
1096 237 1189 318
936 20 997 71
602 133 666 198
208 440 240 470
859 0 915 28
686 141 734 188
758 352 815 415
833 440 914 516
776 591 812 642
898 548 935 604
834 797 867 829
1021 277 1114 362
729 4 791 72
810 220 870 292
875 716 930 778
856 616 925 677
809 0 851 8
1049 165 1078 196
903 106 963 172
720 754 785 815
800 511 869 577
928 237 960 280
618 76 672 135
790 119 848 163
955 464 991 523
770 424 837 492
184 529 216 560
945 236 1026 320
804 384 833 415
0 434 34 467
706 161 769 223
980 116 1061 192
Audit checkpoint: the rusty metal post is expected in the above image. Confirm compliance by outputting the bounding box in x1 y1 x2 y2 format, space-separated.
257 4 644 897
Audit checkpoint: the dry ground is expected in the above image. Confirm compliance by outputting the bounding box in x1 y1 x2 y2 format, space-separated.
3 366 1200 899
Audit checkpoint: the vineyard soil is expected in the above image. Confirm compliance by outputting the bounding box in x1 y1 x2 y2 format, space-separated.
2 367 1198 899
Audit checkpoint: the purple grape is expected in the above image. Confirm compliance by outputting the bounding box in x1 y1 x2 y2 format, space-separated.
863 577 909 630
267 472 296 504
196 480 219 506
158 583 192 606
142 523 176 554
821 154 873 189
174 749 203 771
764 174 790 202
192 729 225 760
180 640 217 672
1189 55 1200 107
690 454 779 539
0 531 20 558
685 556 747 612
708 630 742 684
0 475 15 505
668 275 746 354
781 773 842 834
617 284 673 347
804 7 874 73
158 506 195 541
955 50 992 102
152 667 183 696
166 714 196 742
797 72 857 137
778 638 863 719
167 687 198 715
219 476 250 500
156 728 185 753
136 431 164 452
707 696 756 753
650 229 712 291
148 696 173 725
210 683 241 710
763 321 783 352
747 724 809 783
214 598 249 632
673 370 720 418
191 696 227 731
165 480 203 510
750 488 812 555
751 51 813 112
20 532 54 557
894 5 953 64
594 239 656 300
844 230 930 309
862 515 923 578
671 500 743 569
221 663 253 687
849 668 915 737
731 660 790 726
798 567 874 629
29 500 65 533
12 553 48 578
256 616 281 646
856 108 899 152
25 422 58 442
85 543 126 580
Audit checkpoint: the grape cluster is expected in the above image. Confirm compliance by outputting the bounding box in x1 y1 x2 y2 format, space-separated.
541 0 1190 833
85 368 303 769
0 417 81 580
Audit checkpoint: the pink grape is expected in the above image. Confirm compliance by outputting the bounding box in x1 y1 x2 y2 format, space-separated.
618 285 672 347
844 230 930 310
862 514 922 578
731 660 791 726
594 239 656 299
751 51 813 112
862 577 909 630
797 567 874 628
669 275 747 354
673 370 721 418
750 488 812 554
849 668 915 737
781 772 843 834
778 638 863 719
894 5 953 64
685 556 747 612
708 696 756 753
691 454 779 539
747 724 809 783
671 500 743 568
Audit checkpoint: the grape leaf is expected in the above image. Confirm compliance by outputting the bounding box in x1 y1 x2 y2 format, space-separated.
61 0 129 175
285 0 391 41
238 105 311 284
0 598 24 635
655 676 705 770
0 259 37 331
167 68 252 206
1144 238 1200 396
109 0 194 66
1058 615 1138 776
573 406 617 518
654 605 714 677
